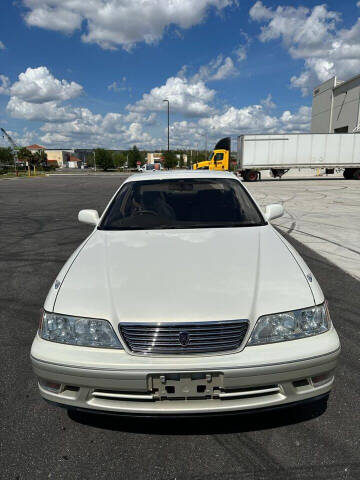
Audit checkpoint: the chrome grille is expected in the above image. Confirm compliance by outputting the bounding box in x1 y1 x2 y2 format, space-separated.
119 320 249 355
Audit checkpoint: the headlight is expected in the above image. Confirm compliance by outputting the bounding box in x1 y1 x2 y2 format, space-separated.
39 311 123 349
247 303 331 346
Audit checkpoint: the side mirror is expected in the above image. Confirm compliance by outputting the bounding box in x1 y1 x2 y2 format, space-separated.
264 204 284 222
78 209 99 226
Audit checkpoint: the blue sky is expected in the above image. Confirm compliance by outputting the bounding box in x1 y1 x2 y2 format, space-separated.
1 0 360 150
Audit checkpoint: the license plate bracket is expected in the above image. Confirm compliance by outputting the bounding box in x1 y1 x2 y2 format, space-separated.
150 372 223 400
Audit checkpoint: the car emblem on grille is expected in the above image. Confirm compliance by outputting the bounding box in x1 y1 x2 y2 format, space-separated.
179 331 190 346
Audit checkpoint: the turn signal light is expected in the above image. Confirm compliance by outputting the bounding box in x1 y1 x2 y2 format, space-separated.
311 373 332 386
39 379 61 393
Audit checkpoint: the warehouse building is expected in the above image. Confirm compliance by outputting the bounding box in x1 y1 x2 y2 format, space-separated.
45 149 71 167
311 74 360 134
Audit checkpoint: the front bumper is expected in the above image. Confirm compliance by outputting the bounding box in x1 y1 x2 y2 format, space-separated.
31 328 340 415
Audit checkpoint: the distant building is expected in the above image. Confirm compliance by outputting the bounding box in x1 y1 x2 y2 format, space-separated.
176 153 188 164
146 152 163 164
45 149 71 167
311 74 360 133
68 155 82 168
26 144 46 153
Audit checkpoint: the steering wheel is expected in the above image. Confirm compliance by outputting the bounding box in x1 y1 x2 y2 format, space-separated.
133 209 157 216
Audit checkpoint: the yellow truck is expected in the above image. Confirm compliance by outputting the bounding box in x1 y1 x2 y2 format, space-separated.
192 137 231 171
194 133 360 181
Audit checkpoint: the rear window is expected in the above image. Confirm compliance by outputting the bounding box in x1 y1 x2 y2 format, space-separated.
99 178 265 230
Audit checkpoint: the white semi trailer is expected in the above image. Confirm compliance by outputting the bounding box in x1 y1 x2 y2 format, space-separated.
236 133 360 181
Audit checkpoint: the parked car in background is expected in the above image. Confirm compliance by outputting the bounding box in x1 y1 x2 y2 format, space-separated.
31 171 340 416
139 163 162 172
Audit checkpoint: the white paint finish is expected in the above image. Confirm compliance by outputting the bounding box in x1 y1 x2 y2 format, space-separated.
264 203 284 221
43 234 95 312
123 169 237 183
53 225 315 325
33 171 342 413
272 229 324 306
238 133 360 168
31 328 339 370
247 177 360 280
78 209 99 225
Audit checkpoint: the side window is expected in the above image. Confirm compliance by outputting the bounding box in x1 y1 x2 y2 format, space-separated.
214 153 224 162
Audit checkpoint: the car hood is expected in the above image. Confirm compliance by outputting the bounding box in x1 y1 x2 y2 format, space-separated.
52 226 315 326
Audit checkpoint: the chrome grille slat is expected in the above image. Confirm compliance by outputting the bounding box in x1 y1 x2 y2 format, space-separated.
122 329 246 338
119 320 248 355
123 324 244 332
128 339 241 347
122 331 247 341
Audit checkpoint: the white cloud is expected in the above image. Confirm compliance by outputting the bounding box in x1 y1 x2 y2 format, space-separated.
39 111 159 149
108 77 129 92
108 81 123 92
261 94 275 109
250 1 360 95
169 103 311 147
7 97 79 122
191 55 239 82
212 58 238 80
234 31 251 62
128 76 216 117
0 128 39 148
23 4 82 34
108 81 119 92
249 1 273 21
22 0 233 50
124 111 157 125
0 41 6 50
199 104 279 135
0 75 10 95
234 44 247 62
280 106 311 132
10 66 83 103
5 67 84 123
3 65 159 148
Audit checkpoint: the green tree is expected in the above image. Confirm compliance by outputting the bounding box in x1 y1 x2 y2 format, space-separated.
40 150 48 166
163 151 178 169
178 153 185 168
86 152 94 167
196 151 207 163
94 148 114 171
0 147 14 164
112 151 127 169
18 147 34 164
32 150 47 167
127 145 143 168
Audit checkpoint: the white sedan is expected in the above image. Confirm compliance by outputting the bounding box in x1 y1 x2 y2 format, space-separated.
31 171 340 415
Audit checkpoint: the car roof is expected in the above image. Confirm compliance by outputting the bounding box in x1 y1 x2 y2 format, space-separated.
125 170 238 183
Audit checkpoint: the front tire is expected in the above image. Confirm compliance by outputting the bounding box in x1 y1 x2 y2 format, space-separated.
343 168 353 179
243 170 259 182
353 169 360 180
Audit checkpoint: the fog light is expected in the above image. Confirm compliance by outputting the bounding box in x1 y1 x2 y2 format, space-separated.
40 379 61 393
311 373 332 386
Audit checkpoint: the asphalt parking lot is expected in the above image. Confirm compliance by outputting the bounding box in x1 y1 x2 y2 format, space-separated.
1 176 359 480
247 177 360 280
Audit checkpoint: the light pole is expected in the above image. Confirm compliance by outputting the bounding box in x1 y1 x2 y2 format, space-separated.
163 99 170 151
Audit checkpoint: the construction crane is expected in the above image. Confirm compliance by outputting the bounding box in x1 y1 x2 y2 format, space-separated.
1 127 18 172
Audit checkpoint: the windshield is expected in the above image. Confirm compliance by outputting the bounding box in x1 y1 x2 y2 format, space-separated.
99 178 265 230
208 152 214 161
